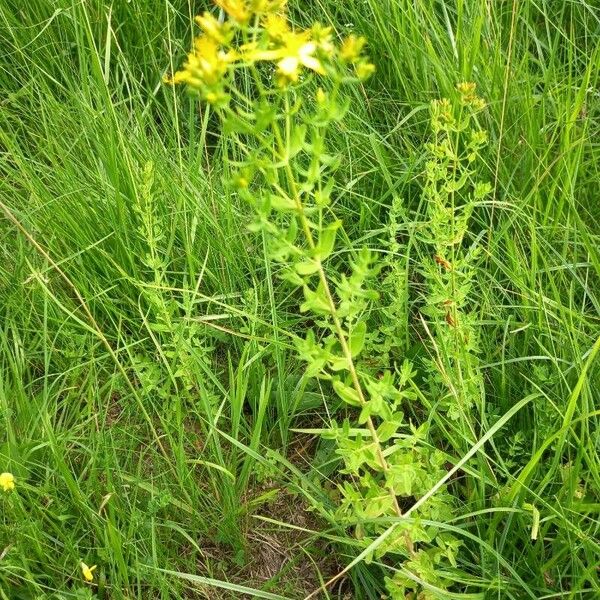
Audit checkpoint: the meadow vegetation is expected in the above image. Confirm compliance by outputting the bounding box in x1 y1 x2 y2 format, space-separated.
1 1 599 598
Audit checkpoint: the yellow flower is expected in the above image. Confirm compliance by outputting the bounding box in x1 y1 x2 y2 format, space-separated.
311 23 334 53
263 13 289 40
0 472 15 492
275 31 324 84
233 172 249 188
250 0 287 13
239 41 279 62
168 36 236 90
340 34 367 62
81 562 97 582
355 61 375 81
195 12 230 44
456 82 485 110
193 36 234 84
456 81 476 97
240 28 324 84
214 0 250 24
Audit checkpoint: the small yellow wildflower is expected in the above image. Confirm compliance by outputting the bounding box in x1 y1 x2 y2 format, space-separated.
167 35 236 90
340 34 367 62
311 23 334 53
337 34 373 80
0 472 15 492
215 0 250 24
456 82 486 110
250 0 287 13
275 31 324 84
193 36 234 84
195 12 230 44
81 562 97 582
355 61 375 81
456 81 476 97
264 13 289 40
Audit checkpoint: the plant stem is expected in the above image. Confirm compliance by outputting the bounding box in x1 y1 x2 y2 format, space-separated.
276 96 414 555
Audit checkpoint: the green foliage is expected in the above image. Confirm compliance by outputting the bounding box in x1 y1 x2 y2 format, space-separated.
169 7 502 596
418 85 488 424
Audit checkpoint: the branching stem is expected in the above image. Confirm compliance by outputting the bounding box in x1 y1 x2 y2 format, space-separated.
276 95 414 555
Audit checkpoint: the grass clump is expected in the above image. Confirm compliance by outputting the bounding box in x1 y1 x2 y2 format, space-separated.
1 0 599 599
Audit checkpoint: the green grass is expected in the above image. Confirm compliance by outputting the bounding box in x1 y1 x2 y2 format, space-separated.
1 0 599 598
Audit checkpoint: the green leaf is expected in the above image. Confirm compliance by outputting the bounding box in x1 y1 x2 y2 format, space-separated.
314 178 335 207
307 158 321 183
289 123 306 158
269 194 297 212
284 218 298 243
474 180 492 199
278 268 304 287
358 404 371 424
329 355 350 371
332 97 351 121
267 237 291 261
377 416 402 443
300 284 331 314
333 379 361 407
443 171 469 193
223 113 253 135
295 260 319 275
386 462 416 496
314 220 341 261
349 320 367 357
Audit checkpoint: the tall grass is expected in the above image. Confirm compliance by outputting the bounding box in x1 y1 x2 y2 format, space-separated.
0 0 599 598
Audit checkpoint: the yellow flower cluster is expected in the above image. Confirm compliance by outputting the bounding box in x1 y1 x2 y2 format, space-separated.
339 34 375 80
166 0 374 103
456 82 486 110
0 471 15 491
217 0 287 23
